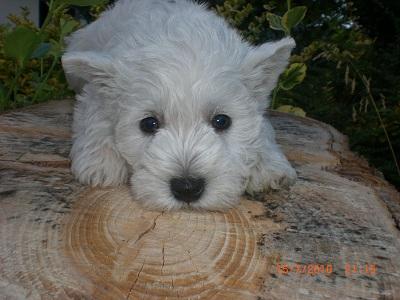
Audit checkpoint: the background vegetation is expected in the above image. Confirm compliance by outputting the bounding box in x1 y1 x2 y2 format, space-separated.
0 0 399 189
212 0 400 189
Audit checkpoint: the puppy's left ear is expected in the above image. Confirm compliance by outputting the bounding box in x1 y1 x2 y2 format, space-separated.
62 51 116 92
241 37 295 105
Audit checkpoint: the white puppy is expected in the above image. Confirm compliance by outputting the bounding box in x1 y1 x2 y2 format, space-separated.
62 0 297 210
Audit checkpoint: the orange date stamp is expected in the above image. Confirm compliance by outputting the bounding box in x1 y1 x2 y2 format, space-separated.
344 263 377 276
276 263 377 276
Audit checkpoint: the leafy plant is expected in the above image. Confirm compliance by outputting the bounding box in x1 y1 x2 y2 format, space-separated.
213 0 399 188
0 0 106 110
216 0 308 113
266 3 306 36
265 0 307 111
271 62 307 109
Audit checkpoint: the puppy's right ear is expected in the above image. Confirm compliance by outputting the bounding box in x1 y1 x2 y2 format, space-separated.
241 37 295 105
62 51 115 91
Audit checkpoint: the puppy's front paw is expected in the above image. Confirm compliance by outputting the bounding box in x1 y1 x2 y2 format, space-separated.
269 165 297 189
246 161 297 195
71 140 129 187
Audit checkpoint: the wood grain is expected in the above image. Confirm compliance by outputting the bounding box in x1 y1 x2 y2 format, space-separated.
64 188 276 299
1 100 400 300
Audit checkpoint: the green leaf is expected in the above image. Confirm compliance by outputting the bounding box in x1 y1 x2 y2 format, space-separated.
55 0 107 7
31 43 51 59
279 63 307 90
60 18 80 37
48 39 62 58
266 13 285 32
282 6 307 34
276 105 306 117
4 27 41 67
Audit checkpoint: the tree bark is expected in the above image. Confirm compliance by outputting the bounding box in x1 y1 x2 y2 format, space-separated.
1 100 399 300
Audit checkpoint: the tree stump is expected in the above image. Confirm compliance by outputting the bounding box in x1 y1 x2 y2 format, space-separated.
1 100 400 300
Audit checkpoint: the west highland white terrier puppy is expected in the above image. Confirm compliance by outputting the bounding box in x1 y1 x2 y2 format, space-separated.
62 0 297 210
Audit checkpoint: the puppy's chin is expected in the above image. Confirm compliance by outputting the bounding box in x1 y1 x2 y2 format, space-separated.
189 199 241 212
130 187 183 212
132 192 241 213
129 171 244 212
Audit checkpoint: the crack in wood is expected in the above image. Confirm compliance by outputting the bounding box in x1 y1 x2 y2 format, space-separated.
126 261 145 300
161 243 165 273
134 212 164 245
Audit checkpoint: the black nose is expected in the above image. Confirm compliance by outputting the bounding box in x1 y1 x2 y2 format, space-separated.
170 177 205 203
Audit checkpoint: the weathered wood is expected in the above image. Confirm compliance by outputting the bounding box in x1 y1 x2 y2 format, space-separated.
1 100 400 300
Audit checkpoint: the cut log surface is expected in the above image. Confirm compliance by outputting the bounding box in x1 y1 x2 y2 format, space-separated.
1 100 400 300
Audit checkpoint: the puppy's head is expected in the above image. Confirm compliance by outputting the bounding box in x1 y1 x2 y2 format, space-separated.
62 38 295 210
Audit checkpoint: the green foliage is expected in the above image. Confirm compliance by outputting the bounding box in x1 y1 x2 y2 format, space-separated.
267 6 307 36
266 13 283 32
216 0 307 112
271 62 307 110
0 0 106 110
55 0 106 6
4 27 41 67
276 105 306 117
213 0 400 189
279 63 307 91
89 2 111 18
281 7 307 35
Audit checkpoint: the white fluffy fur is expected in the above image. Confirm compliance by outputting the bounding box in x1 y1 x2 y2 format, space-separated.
62 0 297 211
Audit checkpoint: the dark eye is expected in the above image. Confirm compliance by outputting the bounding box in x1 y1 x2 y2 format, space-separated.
211 114 231 131
140 116 160 134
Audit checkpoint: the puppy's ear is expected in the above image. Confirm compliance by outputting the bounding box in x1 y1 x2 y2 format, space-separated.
62 51 115 92
241 37 295 105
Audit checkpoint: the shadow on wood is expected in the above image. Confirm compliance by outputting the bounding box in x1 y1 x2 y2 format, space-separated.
1 100 400 299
